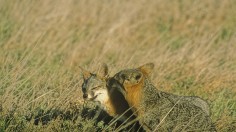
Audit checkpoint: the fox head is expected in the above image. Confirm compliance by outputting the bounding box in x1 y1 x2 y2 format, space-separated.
80 64 135 119
113 63 154 97
80 63 109 104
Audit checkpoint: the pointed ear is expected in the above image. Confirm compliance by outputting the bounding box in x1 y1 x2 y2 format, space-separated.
138 63 154 76
98 63 109 78
79 66 91 80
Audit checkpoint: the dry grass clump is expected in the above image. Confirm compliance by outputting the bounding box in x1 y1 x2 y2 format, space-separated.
0 0 236 131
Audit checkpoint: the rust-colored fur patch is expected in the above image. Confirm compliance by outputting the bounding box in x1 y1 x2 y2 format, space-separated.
104 99 117 116
124 77 144 115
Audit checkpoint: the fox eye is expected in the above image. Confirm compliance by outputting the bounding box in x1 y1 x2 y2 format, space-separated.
135 74 141 80
91 85 102 90
121 73 126 80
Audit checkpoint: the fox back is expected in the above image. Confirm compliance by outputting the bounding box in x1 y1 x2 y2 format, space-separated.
113 63 215 131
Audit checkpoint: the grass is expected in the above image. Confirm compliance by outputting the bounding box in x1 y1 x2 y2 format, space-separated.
0 0 236 131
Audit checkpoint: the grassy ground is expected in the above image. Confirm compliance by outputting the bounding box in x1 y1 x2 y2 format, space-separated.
0 0 236 131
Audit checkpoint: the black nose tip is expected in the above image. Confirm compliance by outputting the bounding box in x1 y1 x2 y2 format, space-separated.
83 94 88 99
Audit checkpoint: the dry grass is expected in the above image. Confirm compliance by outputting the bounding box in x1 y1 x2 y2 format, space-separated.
0 0 236 131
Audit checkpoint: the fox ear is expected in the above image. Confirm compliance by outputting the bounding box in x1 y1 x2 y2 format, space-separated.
138 63 154 76
98 63 109 78
79 66 91 80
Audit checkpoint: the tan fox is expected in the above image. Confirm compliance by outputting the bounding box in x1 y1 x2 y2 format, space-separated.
80 64 138 124
112 63 216 131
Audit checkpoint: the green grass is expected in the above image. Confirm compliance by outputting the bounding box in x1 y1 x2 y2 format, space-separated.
0 0 236 131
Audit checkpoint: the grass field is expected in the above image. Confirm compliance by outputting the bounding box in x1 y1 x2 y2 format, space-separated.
0 0 236 131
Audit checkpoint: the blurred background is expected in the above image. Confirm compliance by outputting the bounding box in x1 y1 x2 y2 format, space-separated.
0 0 235 131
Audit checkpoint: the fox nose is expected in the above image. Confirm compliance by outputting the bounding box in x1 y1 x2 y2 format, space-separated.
83 93 88 99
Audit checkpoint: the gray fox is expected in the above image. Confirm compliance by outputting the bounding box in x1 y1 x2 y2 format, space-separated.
80 64 138 124
112 63 216 131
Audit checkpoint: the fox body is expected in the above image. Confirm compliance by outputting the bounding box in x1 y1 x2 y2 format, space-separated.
113 63 215 131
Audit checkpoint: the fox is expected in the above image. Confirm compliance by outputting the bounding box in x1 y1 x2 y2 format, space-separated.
112 63 216 131
80 64 143 131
